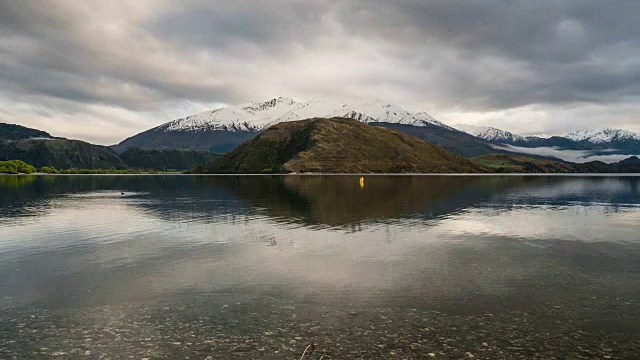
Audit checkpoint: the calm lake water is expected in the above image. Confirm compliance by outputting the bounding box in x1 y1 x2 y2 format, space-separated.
0 175 638 359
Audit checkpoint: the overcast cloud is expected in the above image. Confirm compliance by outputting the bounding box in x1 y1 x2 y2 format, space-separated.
0 0 638 144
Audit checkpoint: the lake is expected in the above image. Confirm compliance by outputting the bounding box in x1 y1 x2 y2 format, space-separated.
0 175 638 359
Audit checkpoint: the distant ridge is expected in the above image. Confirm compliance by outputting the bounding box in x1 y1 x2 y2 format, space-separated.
0 122 55 141
0 138 126 169
459 124 640 144
0 122 218 170
458 124 640 155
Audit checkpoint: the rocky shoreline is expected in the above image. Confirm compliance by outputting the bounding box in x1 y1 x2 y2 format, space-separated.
1 296 638 359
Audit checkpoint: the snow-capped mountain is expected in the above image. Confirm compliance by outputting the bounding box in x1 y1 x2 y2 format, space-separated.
113 97 497 154
458 125 640 146
565 129 640 144
455 124 640 163
456 124 530 143
156 97 454 133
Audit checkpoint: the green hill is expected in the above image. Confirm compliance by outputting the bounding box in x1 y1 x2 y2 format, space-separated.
0 122 223 171
195 117 485 174
0 139 126 170
0 123 124 170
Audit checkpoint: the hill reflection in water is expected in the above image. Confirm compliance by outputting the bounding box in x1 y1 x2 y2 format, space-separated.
0 175 637 343
1 175 639 230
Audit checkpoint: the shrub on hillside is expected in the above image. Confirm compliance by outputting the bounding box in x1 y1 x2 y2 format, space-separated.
0 162 17 174
40 166 59 174
0 160 36 174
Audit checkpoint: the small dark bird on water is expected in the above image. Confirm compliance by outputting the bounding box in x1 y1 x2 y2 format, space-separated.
121 192 125 195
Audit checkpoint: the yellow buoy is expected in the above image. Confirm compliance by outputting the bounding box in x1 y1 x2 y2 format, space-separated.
359 176 365 190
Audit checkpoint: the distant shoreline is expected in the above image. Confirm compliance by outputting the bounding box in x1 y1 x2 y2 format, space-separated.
2 172 639 177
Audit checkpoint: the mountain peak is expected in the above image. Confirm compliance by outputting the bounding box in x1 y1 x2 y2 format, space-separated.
154 97 452 133
242 97 297 113
456 124 527 142
565 128 640 143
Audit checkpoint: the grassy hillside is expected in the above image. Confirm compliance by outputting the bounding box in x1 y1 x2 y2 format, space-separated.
195 118 485 174
120 148 221 171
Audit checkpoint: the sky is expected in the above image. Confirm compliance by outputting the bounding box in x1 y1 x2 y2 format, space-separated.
0 0 639 145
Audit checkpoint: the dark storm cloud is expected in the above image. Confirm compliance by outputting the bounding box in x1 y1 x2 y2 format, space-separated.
341 1 638 62
149 1 331 51
0 0 638 143
334 0 640 108
0 1 237 109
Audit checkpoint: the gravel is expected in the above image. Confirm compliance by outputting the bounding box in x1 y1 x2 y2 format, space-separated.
1 295 638 359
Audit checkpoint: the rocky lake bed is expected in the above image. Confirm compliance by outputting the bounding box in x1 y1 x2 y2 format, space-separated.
1 294 638 359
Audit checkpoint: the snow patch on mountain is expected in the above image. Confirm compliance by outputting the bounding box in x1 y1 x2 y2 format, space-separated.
566 129 640 144
459 125 640 146
456 124 530 142
156 97 453 133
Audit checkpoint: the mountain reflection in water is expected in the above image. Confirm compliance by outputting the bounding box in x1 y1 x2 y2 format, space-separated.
0 175 638 359
2 175 638 229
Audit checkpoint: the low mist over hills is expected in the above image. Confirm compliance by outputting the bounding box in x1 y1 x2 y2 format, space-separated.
459 124 640 161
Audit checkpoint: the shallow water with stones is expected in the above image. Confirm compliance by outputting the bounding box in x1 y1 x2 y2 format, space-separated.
0 175 638 359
